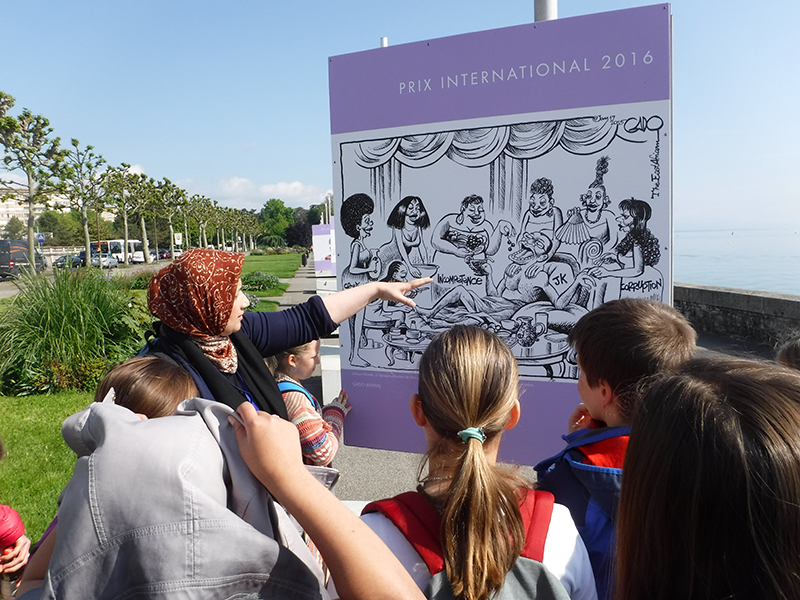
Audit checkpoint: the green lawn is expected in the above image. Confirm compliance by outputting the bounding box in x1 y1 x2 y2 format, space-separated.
0 391 92 541
241 253 302 278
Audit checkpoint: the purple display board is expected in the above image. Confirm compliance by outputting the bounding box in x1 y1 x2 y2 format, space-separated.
330 4 672 465
312 221 336 275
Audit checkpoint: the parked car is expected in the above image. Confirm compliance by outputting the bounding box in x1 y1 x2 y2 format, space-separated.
172 248 183 258
91 252 118 268
157 249 171 260
0 239 47 278
53 254 82 269
77 250 93 267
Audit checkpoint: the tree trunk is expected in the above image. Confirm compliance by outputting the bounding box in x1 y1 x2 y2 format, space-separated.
123 213 130 265
168 219 175 260
26 173 36 269
81 204 91 264
140 215 151 264
183 216 189 251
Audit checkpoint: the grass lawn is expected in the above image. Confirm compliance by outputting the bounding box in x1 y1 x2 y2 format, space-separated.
0 391 92 541
248 299 280 312
241 253 302 278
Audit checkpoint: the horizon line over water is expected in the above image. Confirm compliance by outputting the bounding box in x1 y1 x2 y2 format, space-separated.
673 228 800 297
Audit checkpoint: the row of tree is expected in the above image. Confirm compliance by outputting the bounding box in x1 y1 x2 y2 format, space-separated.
0 90 322 264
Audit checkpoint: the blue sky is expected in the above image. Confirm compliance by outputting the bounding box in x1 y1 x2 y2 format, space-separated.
3 1 798 229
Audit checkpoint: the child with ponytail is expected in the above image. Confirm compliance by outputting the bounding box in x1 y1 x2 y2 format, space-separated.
360 325 597 600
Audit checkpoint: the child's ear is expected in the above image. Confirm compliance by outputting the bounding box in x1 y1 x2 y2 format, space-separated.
286 354 298 369
410 394 427 427
504 399 521 431
599 379 616 408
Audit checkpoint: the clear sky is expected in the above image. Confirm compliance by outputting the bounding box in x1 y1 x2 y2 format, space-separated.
3 1 798 229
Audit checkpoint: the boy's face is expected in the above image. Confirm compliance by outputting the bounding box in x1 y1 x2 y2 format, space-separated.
576 357 607 421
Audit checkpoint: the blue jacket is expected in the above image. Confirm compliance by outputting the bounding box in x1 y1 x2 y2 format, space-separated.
534 426 630 600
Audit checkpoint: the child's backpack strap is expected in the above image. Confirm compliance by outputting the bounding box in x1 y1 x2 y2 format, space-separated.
363 491 445 575
520 489 555 563
277 380 321 412
362 489 555 574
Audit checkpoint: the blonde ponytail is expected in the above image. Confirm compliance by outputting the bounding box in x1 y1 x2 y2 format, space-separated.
418 325 527 600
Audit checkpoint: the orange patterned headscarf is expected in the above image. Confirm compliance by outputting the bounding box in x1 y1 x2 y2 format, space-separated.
148 249 243 336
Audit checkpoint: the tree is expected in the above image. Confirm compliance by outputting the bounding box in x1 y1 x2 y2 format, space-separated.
189 195 217 248
0 91 68 262
286 206 312 247
37 209 81 245
61 138 106 261
2 215 24 239
285 220 312 248
157 178 187 259
307 205 322 226
258 198 294 244
131 175 159 264
101 164 137 264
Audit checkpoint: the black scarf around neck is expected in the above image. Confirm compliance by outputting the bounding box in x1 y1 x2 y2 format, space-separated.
157 323 288 419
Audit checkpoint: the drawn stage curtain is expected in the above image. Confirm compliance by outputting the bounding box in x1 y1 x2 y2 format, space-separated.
353 116 621 219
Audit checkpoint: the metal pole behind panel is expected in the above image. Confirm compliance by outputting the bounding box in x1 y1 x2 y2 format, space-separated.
534 0 557 22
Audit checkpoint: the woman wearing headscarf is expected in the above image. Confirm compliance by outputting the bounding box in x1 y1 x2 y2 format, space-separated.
145 249 429 417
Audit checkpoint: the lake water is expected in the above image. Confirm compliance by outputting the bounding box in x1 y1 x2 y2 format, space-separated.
673 228 800 296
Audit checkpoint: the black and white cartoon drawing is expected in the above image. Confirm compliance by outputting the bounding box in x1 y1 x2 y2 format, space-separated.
335 112 669 380
556 156 618 256
376 195 432 279
430 194 516 301
340 193 380 367
518 178 563 261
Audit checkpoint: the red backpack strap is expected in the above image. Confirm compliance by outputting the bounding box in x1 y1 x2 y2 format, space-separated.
362 491 445 575
519 489 555 563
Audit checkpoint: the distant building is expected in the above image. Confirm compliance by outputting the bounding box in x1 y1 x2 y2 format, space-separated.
0 187 114 230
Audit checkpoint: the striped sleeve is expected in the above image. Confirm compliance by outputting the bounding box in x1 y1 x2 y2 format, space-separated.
283 388 340 467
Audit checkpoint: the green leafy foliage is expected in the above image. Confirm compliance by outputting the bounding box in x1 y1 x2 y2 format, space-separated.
241 270 280 292
259 198 294 241
2 215 25 239
0 270 150 395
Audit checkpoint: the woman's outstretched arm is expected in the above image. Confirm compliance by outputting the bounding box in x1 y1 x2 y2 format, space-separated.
230 403 424 600
322 278 431 324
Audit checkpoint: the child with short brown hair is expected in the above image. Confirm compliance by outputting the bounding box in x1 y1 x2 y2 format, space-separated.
535 298 697 600
94 356 198 418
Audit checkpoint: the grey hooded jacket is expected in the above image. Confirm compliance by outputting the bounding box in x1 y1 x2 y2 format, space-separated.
20 399 329 600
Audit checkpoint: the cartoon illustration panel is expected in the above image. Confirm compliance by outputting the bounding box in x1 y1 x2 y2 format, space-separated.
334 102 670 387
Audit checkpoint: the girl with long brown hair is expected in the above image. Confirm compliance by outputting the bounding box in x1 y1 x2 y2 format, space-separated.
360 325 596 600
616 358 800 600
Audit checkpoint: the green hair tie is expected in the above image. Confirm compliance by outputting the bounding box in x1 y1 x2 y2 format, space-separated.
457 427 486 444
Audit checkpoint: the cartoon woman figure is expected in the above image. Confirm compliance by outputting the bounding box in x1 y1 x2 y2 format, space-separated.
590 198 660 279
340 193 380 367
431 194 516 274
518 177 563 259
376 195 431 279
560 156 618 254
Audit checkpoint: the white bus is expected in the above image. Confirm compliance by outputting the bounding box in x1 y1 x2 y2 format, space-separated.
91 239 141 264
